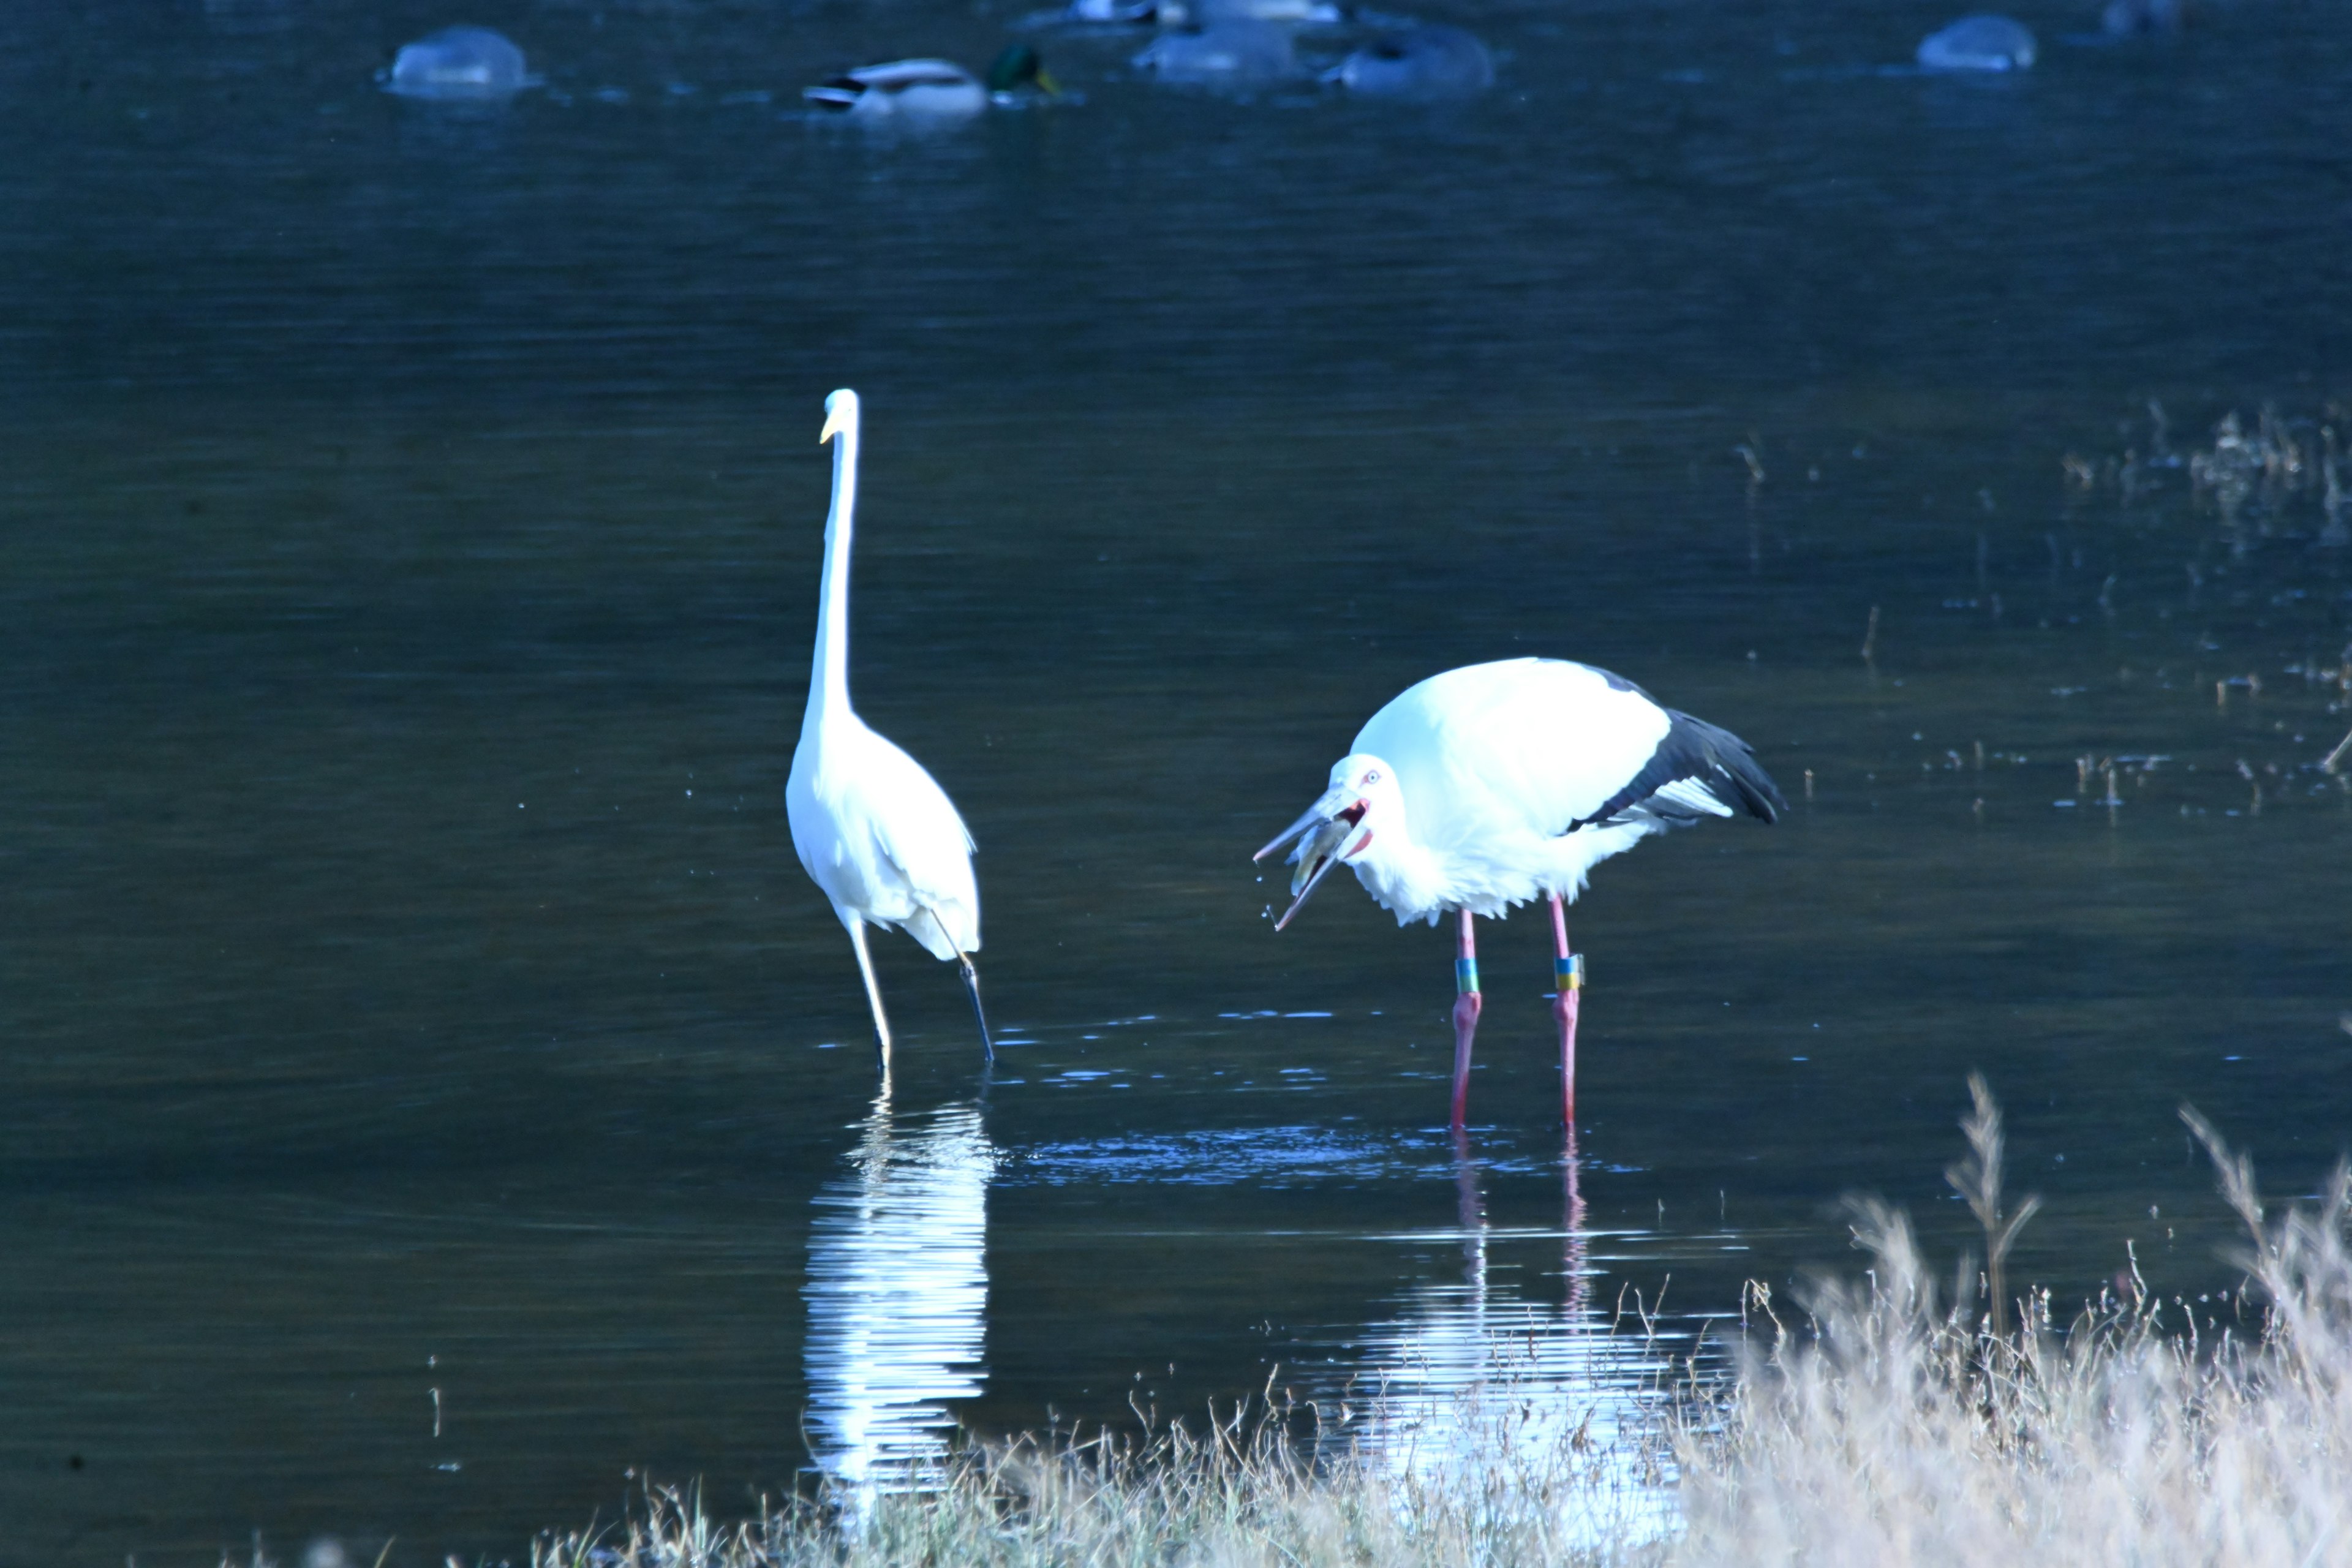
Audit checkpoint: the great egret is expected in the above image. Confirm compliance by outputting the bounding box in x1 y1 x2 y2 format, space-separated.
1325 26 1494 99
1255 658 1784 1128
1915 15 2037 70
802 48 1057 121
786 390 991 1071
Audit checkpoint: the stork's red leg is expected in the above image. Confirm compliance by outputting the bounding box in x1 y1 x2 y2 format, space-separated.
1450 909 1482 1128
1550 894 1583 1127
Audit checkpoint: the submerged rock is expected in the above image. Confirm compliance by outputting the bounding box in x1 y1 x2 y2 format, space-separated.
1916 14 2037 70
1327 24 1493 99
386 25 529 99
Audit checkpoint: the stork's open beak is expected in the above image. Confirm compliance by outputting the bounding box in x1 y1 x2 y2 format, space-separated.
1273 821 1350 929
1254 792 1370 931
1254 797 1338 864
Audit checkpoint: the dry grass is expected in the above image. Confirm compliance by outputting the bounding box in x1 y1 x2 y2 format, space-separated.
1673 1098 2352 1566
2065 398 2352 548
529 1090 2352 1568
533 1389 1673 1568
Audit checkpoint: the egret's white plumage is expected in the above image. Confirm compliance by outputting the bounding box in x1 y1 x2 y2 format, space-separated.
1256 657 1782 1126
786 389 990 1068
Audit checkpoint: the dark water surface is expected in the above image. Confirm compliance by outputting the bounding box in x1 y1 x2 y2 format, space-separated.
4 0 2350 1561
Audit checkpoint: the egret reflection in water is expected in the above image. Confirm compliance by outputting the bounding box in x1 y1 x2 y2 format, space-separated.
802 1093 996 1501
1338 1136 1675 1544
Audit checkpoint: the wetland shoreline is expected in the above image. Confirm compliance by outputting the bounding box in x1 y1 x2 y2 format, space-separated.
502 1096 2350 1568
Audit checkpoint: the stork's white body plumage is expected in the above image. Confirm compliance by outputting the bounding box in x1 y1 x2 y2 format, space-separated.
1257 657 1783 1127
1335 658 1757 924
786 389 990 1069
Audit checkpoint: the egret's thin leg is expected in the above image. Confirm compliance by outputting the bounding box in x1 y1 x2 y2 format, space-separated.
1550 894 1583 1128
1450 909 1482 1129
844 915 892 1073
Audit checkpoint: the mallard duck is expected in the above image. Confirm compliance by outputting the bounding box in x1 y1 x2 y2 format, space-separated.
1171 0 1344 20
1131 20 1298 85
1327 24 1493 98
2103 0 2188 36
1916 15 2037 70
384 24 530 99
804 45 1057 120
1074 0 1342 21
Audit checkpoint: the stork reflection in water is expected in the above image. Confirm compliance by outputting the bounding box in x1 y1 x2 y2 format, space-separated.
1338 1137 1674 1546
802 1088 996 1509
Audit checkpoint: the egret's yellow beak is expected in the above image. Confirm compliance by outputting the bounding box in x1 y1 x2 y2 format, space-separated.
820 407 849 445
1034 66 1063 95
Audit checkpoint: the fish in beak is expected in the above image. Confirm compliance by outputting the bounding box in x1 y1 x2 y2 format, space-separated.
1253 791 1371 930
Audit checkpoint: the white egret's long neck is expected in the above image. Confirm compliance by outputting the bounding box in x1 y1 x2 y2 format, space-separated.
809 420 859 725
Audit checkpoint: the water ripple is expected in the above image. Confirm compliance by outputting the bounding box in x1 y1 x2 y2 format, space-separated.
1015 1125 1482 1186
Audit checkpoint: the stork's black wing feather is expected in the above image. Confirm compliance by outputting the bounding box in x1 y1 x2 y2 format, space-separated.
1564 710 1786 832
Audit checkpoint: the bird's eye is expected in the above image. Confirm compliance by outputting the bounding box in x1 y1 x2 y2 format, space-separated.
1364 769 1381 784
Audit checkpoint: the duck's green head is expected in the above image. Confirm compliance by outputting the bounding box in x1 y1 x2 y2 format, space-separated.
986 43 1059 95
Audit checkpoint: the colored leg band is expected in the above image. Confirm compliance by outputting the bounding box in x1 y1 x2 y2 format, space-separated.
1455 957 1480 995
1555 954 1585 991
